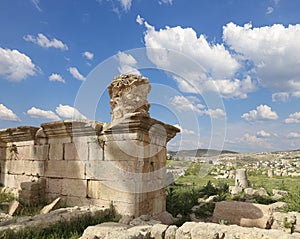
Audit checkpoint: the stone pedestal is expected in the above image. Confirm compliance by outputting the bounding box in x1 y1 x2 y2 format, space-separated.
94 115 179 216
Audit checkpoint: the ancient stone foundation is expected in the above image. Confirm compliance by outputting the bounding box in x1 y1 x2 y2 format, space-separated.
0 74 179 217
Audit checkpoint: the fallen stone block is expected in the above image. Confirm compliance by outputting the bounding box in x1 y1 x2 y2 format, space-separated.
40 197 61 214
212 200 273 229
150 223 168 239
8 200 22 216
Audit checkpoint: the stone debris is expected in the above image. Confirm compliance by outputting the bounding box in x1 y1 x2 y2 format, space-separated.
212 201 274 229
80 220 300 239
0 205 110 234
40 197 61 214
8 200 22 216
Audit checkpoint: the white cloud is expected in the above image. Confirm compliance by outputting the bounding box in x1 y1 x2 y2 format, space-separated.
287 132 300 139
27 107 60 121
120 0 132 11
32 0 42 11
272 92 289 102
170 95 225 119
68 67 86 81
82 51 94 60
136 15 144 25
266 6 274 14
284 112 300 124
0 104 20 122
116 51 140 75
0 48 36 82
24 33 68 51
203 108 226 119
55 104 87 119
256 130 271 138
158 0 173 5
173 124 195 135
223 22 300 94
49 73 65 83
143 22 256 98
170 96 203 114
243 133 264 144
242 105 278 122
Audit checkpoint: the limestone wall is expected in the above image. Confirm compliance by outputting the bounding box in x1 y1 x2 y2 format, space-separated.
0 117 178 217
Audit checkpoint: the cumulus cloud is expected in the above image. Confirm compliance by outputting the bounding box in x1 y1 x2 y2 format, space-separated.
49 73 65 83
116 51 140 75
257 130 271 138
223 22 300 94
24 33 68 51
143 21 256 98
0 47 36 82
170 95 225 119
0 104 20 122
170 96 204 114
27 107 60 121
82 51 94 60
284 112 300 123
55 104 87 119
241 105 278 122
203 108 226 119
32 0 42 11
68 67 86 81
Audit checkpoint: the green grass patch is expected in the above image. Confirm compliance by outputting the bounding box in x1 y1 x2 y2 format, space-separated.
0 207 119 239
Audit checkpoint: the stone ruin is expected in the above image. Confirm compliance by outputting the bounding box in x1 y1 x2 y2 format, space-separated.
0 74 180 217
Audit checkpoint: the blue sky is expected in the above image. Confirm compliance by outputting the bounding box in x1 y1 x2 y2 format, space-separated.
1 0 300 153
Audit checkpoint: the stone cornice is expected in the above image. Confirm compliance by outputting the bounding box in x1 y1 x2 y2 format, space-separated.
0 126 39 143
103 115 180 142
41 120 103 138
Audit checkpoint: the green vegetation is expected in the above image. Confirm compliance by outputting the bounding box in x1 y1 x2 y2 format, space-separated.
0 206 119 239
0 191 15 204
166 181 230 226
166 161 300 225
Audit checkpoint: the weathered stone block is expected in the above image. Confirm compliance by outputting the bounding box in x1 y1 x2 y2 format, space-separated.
150 224 168 239
88 142 104 161
46 178 63 194
4 160 44 176
212 201 273 229
104 140 142 161
49 143 63 160
87 180 136 203
48 137 72 144
16 146 32 160
87 180 101 199
40 197 61 214
45 160 86 179
20 181 40 191
61 178 87 197
64 142 88 161
32 145 49 161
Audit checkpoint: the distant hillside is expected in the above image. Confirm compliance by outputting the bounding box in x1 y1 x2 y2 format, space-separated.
168 149 238 158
